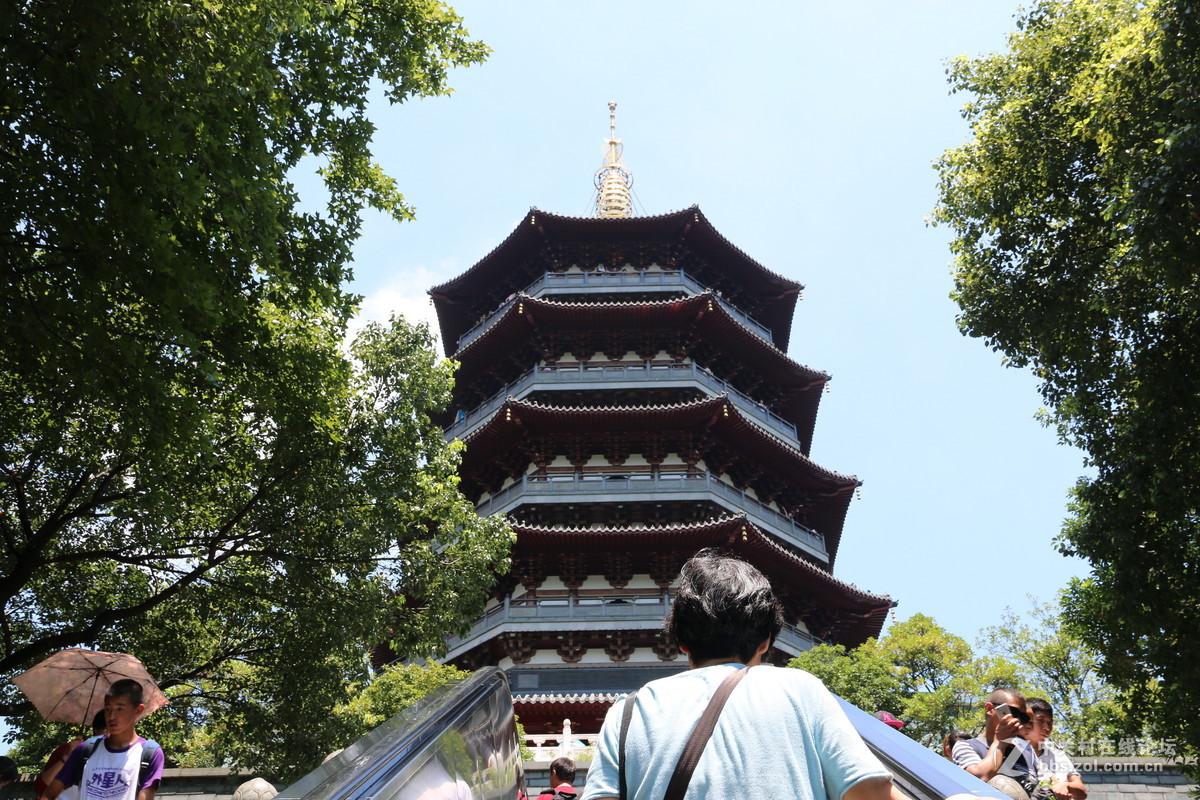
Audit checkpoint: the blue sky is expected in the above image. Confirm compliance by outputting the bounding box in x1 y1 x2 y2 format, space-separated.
335 0 1091 648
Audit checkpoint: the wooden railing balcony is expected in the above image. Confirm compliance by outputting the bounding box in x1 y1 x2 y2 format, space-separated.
439 594 824 662
446 362 799 444
473 472 827 562
454 269 775 351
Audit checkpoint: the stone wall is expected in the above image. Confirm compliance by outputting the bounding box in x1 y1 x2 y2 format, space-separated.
1073 758 1196 800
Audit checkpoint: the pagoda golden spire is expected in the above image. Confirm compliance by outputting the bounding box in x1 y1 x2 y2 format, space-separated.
594 101 633 218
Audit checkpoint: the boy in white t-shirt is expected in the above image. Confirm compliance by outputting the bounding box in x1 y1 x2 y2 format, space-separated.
1025 697 1087 800
40 679 165 800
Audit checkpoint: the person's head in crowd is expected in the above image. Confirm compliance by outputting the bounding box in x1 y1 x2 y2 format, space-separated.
103 678 146 741
105 678 145 707
666 549 784 666
0 755 18 787
91 709 107 735
985 687 1029 738
1025 697 1054 746
942 729 972 759
549 756 576 787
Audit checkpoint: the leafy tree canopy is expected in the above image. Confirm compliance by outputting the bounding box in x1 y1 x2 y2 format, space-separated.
934 0 1200 762
335 662 472 744
792 614 1019 748
789 610 1143 752
1 0 510 780
978 597 1128 748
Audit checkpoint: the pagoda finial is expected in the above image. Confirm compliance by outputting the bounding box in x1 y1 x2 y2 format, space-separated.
594 101 633 218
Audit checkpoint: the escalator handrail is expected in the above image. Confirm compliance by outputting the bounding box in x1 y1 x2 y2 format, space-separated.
838 698 1010 800
278 667 513 800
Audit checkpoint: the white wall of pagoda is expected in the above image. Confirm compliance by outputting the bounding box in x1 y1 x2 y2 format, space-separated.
552 351 684 364
497 647 673 671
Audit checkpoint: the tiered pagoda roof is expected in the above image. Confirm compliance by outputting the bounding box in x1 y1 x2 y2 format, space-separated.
429 207 804 355
451 293 829 453
507 517 892 647
420 109 894 742
460 395 860 564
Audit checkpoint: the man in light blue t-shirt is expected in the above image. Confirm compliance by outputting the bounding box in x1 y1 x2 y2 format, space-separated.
582 550 905 800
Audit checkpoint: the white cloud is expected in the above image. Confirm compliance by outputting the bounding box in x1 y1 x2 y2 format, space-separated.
347 265 444 345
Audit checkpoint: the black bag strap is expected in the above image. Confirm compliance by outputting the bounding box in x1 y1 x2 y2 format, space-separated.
661 667 750 800
618 689 639 800
139 739 160 786
80 735 103 768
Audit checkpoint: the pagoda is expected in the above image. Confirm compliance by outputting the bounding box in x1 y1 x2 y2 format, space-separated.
427 104 894 738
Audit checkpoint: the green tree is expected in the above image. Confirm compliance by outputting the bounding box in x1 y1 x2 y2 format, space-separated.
933 0 1200 763
0 0 509 780
979 597 1126 748
336 662 472 742
791 614 1022 749
789 640 904 717
885 614 1020 747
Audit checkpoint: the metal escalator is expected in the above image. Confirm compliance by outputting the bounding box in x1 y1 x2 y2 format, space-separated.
278 668 525 800
280 667 1007 800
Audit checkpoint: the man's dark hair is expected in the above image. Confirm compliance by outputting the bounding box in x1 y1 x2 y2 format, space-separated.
1026 697 1053 718
549 756 576 785
666 549 784 663
942 729 972 758
987 687 1025 707
0 755 17 783
105 678 144 706
91 709 107 732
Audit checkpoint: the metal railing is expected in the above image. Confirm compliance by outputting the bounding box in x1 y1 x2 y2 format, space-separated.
454 269 775 351
473 472 826 559
441 594 824 660
445 362 799 443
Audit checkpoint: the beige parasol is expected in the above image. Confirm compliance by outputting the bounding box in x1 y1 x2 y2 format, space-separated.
12 648 168 725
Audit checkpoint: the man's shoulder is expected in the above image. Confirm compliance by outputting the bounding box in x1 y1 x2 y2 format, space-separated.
751 664 828 688
952 735 988 764
52 740 78 760
97 737 163 765
535 786 575 800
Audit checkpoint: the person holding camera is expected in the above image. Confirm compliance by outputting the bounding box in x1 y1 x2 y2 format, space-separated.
952 688 1036 800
